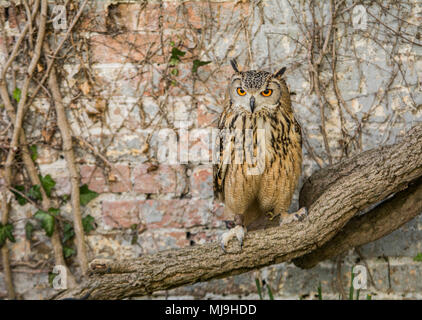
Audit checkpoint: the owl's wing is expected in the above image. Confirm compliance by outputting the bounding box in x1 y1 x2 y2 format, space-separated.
213 107 230 202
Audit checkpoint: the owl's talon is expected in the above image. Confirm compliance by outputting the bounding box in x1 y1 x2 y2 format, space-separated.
220 225 246 252
266 211 279 221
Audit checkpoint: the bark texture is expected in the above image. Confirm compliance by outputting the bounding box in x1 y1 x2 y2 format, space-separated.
294 176 422 268
55 124 422 300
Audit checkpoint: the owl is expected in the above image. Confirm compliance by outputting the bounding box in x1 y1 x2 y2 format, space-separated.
213 59 307 251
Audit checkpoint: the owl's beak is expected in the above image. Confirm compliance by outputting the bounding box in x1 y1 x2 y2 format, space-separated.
250 96 255 113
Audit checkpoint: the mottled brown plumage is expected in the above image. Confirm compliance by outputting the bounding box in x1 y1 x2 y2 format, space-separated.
213 60 304 250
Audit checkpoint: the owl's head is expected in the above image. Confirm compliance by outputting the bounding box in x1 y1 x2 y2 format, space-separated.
228 59 290 114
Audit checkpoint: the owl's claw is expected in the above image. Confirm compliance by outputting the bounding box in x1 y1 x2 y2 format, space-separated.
266 211 280 221
220 225 246 252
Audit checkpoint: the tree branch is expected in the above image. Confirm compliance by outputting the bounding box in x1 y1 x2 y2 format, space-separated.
44 41 88 275
54 124 422 299
294 176 422 269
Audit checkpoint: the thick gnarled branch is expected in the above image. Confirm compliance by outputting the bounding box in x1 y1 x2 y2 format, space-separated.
54 124 422 300
294 176 422 269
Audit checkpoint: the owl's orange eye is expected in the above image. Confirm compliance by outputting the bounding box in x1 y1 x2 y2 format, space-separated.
237 88 246 96
261 89 272 97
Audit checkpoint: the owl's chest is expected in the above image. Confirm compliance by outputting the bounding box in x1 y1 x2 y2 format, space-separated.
226 113 296 160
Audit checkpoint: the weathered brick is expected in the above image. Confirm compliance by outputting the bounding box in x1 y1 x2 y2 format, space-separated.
80 164 131 193
195 64 232 98
108 164 132 193
80 165 106 193
197 102 220 128
132 164 186 194
190 165 213 198
90 33 162 64
209 200 226 228
139 199 211 229
79 9 107 33
138 229 190 253
102 200 139 228
187 230 220 245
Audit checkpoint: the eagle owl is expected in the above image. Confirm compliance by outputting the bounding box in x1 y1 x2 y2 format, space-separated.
213 59 307 251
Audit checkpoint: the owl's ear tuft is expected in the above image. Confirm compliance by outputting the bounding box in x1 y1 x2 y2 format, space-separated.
274 67 286 78
230 59 240 73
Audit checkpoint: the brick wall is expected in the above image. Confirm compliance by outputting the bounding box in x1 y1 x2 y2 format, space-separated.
0 0 422 299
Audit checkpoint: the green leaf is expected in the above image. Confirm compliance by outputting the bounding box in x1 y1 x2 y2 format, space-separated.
255 278 263 300
39 174 56 197
12 185 27 205
171 47 185 58
349 266 355 300
0 223 15 247
130 224 138 230
79 184 99 206
25 222 35 240
48 207 60 216
169 57 179 67
63 246 76 258
414 253 422 262
169 47 185 66
192 59 211 73
170 68 179 76
62 222 75 243
317 282 323 300
48 272 57 287
27 185 42 201
267 285 274 300
130 224 138 244
82 215 96 233
13 88 21 102
30 145 38 161
131 233 138 245
34 210 55 237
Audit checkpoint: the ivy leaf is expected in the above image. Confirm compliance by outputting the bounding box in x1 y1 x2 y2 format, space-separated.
0 223 15 247
79 184 99 206
25 222 35 240
171 47 185 58
131 233 138 245
414 253 422 262
39 174 56 197
192 59 211 73
12 185 27 205
13 88 21 102
48 272 57 287
63 246 76 258
130 224 138 245
82 215 96 233
34 210 55 237
169 47 185 66
48 207 60 216
62 222 75 243
27 185 42 201
30 145 38 161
